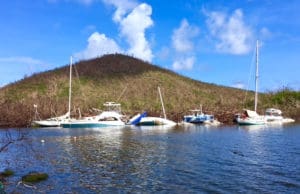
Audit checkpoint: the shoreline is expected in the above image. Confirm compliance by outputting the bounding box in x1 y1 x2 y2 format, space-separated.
0 110 298 128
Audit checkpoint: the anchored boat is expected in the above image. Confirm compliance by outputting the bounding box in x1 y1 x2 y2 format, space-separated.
136 87 176 126
32 56 74 127
265 108 295 124
237 40 266 125
182 105 220 125
61 102 126 128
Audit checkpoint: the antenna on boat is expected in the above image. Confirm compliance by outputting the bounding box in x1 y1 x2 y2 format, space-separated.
158 86 167 119
254 40 259 112
68 56 73 117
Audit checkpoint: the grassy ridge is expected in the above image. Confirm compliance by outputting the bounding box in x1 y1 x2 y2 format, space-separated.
0 54 299 127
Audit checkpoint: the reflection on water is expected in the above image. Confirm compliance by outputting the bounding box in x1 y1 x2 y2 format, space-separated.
1 124 300 193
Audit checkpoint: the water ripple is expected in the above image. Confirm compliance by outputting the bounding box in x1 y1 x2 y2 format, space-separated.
1 125 300 193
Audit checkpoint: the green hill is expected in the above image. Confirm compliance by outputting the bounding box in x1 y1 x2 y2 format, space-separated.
0 54 299 127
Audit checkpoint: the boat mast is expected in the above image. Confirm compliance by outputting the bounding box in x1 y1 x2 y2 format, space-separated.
254 40 259 112
68 56 73 117
158 86 167 119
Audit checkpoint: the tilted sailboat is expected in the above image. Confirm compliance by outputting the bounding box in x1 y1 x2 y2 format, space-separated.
32 56 73 127
137 87 176 126
237 40 266 125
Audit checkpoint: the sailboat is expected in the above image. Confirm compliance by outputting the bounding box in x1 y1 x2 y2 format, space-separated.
32 56 73 127
237 40 266 125
137 87 176 126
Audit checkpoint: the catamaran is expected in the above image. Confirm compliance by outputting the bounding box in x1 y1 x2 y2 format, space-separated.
182 105 220 125
236 40 266 125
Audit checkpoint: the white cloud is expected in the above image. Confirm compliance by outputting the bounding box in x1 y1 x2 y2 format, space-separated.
172 19 200 52
119 3 153 62
172 56 195 71
0 56 45 65
171 19 199 71
102 0 138 22
205 9 253 55
260 27 272 39
76 1 154 62
75 32 122 59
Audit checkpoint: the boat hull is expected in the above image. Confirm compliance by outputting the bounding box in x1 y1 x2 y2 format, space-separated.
237 118 265 125
61 121 125 128
138 117 176 126
32 120 60 127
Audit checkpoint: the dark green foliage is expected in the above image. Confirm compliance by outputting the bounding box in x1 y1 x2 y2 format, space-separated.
22 172 48 183
270 88 300 105
0 169 14 177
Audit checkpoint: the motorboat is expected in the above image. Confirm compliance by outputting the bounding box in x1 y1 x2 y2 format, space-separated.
61 102 126 128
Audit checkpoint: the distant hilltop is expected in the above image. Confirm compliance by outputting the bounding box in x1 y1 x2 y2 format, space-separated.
0 54 299 127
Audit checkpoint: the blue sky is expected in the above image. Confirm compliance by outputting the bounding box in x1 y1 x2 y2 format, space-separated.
0 0 299 91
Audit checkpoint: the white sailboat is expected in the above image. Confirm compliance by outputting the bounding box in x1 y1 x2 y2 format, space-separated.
237 40 266 125
137 87 176 126
32 56 73 127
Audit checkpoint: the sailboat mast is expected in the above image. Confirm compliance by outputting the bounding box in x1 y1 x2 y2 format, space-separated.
68 56 73 117
158 86 167 119
254 40 259 112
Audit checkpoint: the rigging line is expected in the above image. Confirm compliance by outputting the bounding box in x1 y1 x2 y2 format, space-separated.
72 59 88 108
243 45 256 106
158 86 167 119
116 85 128 102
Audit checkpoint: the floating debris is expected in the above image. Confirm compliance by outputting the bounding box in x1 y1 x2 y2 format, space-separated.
231 150 244 157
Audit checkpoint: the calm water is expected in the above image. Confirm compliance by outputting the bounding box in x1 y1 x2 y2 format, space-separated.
1 124 300 193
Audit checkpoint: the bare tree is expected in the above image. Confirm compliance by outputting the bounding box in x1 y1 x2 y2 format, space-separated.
0 129 26 153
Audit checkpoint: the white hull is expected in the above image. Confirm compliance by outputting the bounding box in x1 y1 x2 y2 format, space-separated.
266 117 295 125
61 119 125 128
32 120 61 127
237 117 265 125
265 109 295 124
138 117 176 126
61 108 126 128
203 119 221 126
32 112 70 127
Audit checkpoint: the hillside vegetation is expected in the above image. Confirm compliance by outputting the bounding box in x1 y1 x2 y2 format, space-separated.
0 54 299 127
